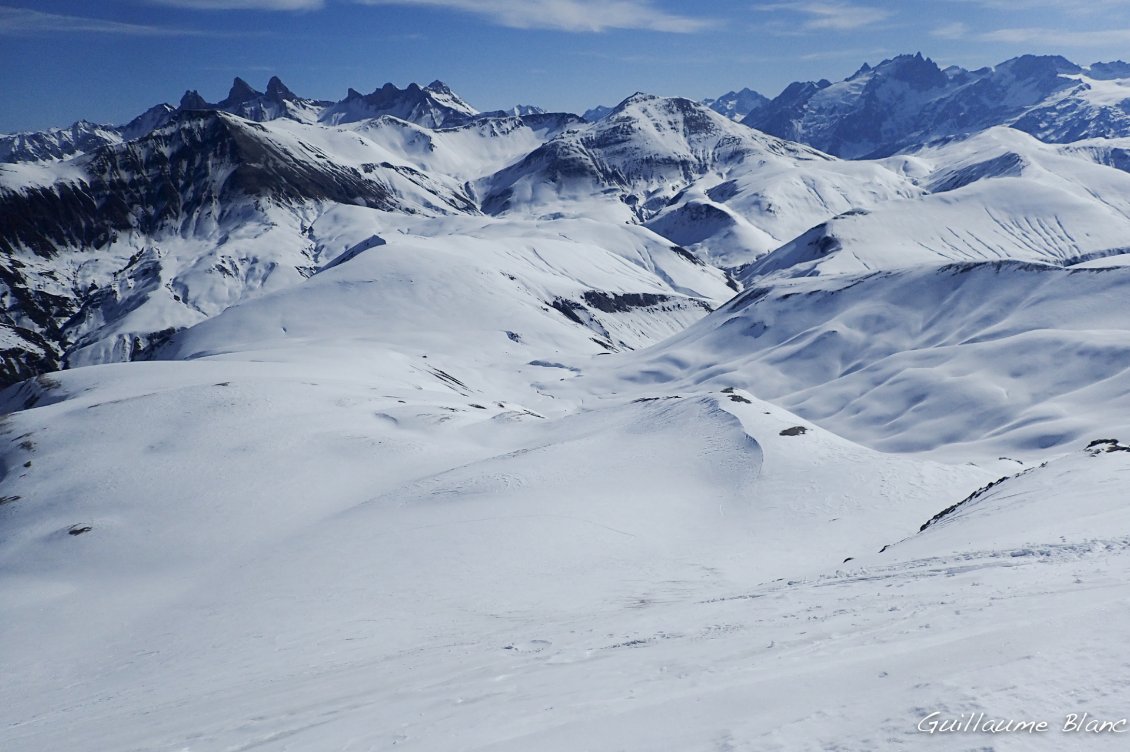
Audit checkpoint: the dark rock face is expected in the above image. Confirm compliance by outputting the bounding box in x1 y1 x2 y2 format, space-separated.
2 110 398 260
581 291 673 313
0 76 519 386
743 80 830 143
120 104 177 141
266 76 297 101
0 326 62 386
179 90 210 111
222 77 260 107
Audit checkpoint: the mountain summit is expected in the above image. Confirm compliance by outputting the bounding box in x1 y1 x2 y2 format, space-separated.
703 87 770 121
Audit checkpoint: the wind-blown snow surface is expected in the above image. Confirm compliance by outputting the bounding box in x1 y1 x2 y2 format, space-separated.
6 78 1130 751
3 220 1130 750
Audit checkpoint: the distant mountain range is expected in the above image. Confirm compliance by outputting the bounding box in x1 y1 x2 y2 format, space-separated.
4 52 1130 384
0 77 526 164
7 52 1130 163
744 53 1130 158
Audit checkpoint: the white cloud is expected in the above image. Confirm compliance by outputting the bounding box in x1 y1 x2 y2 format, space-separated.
931 21 969 40
356 0 714 33
934 19 1130 47
146 0 324 8
799 46 892 61
949 0 1128 12
0 6 200 35
756 1 891 32
978 26 1130 46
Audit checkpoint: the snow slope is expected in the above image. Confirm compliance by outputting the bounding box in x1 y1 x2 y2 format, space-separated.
4 261 1127 748
623 261 1130 458
5 64 1130 752
482 93 918 267
0 291 992 751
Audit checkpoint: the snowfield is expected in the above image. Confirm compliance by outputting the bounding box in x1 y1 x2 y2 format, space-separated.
5 63 1130 751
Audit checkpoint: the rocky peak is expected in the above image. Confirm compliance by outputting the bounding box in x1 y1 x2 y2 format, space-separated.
179 90 210 111
879 53 947 88
1089 61 1130 80
997 55 1082 82
266 76 297 101
223 77 261 107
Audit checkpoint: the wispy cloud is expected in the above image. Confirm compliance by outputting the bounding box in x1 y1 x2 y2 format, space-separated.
979 27 1130 45
356 0 715 33
0 5 202 35
931 21 969 40
799 46 892 62
948 0 1129 13
145 0 324 8
756 1 892 32
933 20 1130 47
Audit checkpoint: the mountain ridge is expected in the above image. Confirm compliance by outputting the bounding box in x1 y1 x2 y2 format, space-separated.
744 52 1130 157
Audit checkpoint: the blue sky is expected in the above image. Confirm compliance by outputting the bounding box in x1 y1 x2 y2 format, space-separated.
4 0 1130 132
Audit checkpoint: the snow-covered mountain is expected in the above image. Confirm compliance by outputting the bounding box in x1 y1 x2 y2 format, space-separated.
482 92 830 221
176 76 480 129
703 87 769 121
6 62 1130 752
0 107 480 379
178 76 328 124
476 104 547 119
582 104 613 122
319 80 478 127
8 70 1130 384
747 53 1130 157
0 120 124 164
482 92 920 267
0 77 485 168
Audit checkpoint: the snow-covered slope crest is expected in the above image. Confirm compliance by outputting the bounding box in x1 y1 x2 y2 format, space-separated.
880 438 1130 564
